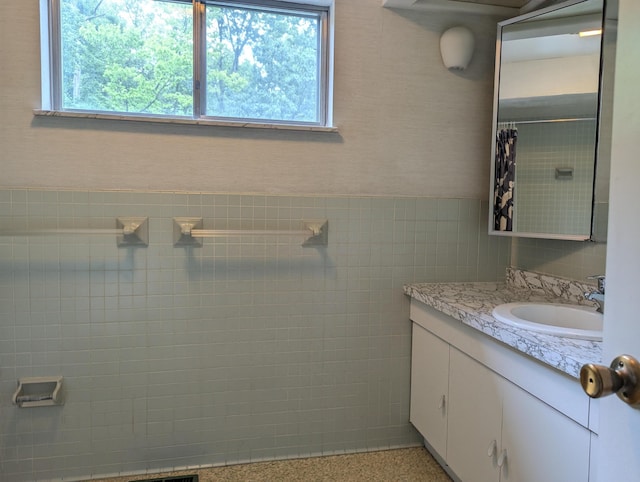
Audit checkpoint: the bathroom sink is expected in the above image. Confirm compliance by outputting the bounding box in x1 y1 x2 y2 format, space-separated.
492 302 603 340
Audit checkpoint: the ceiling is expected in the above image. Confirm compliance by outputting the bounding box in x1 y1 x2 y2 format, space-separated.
381 0 547 16
453 0 527 6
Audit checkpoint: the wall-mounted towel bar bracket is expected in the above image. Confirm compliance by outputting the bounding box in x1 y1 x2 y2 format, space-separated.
116 217 149 246
173 217 205 247
173 218 329 247
301 220 329 246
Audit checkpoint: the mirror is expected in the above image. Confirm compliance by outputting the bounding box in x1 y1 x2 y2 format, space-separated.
489 0 614 241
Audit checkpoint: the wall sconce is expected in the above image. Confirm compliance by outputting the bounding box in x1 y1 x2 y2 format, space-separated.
440 26 475 71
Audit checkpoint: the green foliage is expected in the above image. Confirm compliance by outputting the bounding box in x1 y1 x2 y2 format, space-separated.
59 0 321 122
62 0 193 115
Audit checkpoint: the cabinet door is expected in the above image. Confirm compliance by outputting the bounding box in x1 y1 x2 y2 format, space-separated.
501 381 591 482
410 323 449 457
447 348 502 482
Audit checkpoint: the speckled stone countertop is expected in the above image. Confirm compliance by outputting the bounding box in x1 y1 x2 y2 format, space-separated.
404 269 602 378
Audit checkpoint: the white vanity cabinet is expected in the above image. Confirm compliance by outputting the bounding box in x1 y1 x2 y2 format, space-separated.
500 373 590 482
447 348 590 482
410 323 449 456
447 347 503 482
409 300 594 482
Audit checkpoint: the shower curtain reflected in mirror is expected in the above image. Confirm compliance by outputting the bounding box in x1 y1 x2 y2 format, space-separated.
494 126 517 231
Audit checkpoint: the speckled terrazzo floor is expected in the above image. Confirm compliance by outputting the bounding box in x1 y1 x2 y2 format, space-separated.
91 447 452 482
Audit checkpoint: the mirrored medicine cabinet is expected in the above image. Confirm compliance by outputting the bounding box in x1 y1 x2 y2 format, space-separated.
489 0 617 241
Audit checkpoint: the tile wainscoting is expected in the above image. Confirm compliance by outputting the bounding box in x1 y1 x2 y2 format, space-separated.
0 189 509 481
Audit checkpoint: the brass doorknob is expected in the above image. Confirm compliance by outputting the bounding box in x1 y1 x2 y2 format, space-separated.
580 355 640 406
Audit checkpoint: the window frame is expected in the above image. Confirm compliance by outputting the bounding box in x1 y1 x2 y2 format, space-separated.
38 0 335 131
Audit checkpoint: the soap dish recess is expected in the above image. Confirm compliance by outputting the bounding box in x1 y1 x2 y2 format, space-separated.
12 376 64 407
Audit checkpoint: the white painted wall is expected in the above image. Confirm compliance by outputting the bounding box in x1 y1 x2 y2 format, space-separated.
0 1 501 198
500 54 601 99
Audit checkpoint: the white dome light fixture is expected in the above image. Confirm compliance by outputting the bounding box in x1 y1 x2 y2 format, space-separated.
440 26 475 71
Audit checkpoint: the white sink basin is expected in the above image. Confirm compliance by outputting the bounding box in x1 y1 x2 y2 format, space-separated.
492 302 603 340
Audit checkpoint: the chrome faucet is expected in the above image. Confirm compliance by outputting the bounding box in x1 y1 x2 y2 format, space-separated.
585 275 605 313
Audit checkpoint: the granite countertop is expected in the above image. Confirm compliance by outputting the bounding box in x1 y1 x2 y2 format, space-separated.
403 269 602 378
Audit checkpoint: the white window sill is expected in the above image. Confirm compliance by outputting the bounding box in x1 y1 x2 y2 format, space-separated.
33 110 339 133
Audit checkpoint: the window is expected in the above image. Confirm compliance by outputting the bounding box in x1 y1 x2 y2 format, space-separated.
41 0 333 128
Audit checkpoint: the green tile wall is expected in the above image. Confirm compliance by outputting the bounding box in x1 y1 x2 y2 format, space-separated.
0 189 510 481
